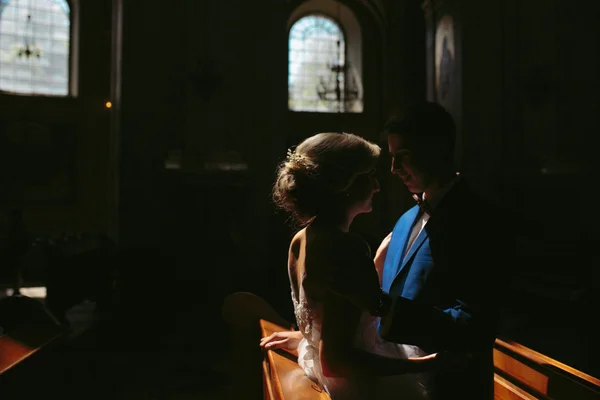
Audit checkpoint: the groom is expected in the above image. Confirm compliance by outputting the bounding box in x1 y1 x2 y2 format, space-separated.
374 102 511 399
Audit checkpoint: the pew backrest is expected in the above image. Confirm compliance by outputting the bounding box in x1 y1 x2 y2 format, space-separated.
494 338 600 399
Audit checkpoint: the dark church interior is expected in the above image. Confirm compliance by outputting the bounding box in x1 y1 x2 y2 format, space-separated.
1 0 599 398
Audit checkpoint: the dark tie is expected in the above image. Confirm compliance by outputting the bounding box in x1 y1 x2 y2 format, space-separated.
412 193 431 215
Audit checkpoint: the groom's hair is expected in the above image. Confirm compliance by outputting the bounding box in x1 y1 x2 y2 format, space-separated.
383 101 456 164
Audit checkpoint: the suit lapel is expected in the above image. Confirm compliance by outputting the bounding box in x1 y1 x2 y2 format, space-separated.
392 207 424 281
383 206 419 293
387 178 470 294
394 225 428 282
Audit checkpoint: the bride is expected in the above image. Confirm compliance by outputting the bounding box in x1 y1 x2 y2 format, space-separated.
261 133 440 399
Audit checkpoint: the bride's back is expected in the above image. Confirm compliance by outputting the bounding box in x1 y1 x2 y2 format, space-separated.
288 224 376 341
288 225 343 341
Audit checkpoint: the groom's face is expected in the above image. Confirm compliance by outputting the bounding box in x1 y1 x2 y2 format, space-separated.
387 133 431 194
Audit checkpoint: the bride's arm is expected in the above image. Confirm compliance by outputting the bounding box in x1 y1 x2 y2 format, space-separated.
260 330 303 351
319 295 438 378
320 341 438 378
310 236 386 315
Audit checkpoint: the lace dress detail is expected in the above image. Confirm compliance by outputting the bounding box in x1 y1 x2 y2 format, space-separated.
291 284 326 387
292 294 318 340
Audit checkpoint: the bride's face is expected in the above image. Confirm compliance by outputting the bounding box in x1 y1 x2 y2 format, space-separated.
348 169 380 215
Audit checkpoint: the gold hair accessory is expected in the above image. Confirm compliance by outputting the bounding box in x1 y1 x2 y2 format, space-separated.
286 148 306 165
286 148 315 174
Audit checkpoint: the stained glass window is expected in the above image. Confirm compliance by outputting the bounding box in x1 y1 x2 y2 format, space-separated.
0 0 71 96
289 15 360 113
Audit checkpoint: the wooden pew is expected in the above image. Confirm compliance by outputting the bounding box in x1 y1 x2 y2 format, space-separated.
493 339 600 399
0 321 65 378
260 319 330 400
0 294 67 390
260 319 600 400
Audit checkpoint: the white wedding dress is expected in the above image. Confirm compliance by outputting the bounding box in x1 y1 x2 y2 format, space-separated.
292 282 432 399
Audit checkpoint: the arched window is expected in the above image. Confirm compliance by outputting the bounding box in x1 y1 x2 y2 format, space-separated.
0 0 71 96
288 14 362 113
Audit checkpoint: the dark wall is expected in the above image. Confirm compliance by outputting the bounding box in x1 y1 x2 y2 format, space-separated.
424 0 599 374
426 0 599 290
0 1 115 237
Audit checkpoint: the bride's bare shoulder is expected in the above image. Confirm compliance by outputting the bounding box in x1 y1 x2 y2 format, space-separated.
289 228 306 254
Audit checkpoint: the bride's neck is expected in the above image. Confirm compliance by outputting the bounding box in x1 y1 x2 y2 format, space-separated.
312 212 353 233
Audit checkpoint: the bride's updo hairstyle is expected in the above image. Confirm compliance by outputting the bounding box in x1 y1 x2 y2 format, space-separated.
273 132 381 225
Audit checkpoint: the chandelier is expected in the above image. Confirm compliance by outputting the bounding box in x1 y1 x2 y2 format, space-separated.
16 14 42 59
316 48 360 111
315 4 360 112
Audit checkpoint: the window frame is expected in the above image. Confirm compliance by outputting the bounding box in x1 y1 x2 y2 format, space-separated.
0 0 78 98
288 11 360 114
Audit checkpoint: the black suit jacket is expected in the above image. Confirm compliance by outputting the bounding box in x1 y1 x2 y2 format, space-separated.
380 178 514 399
